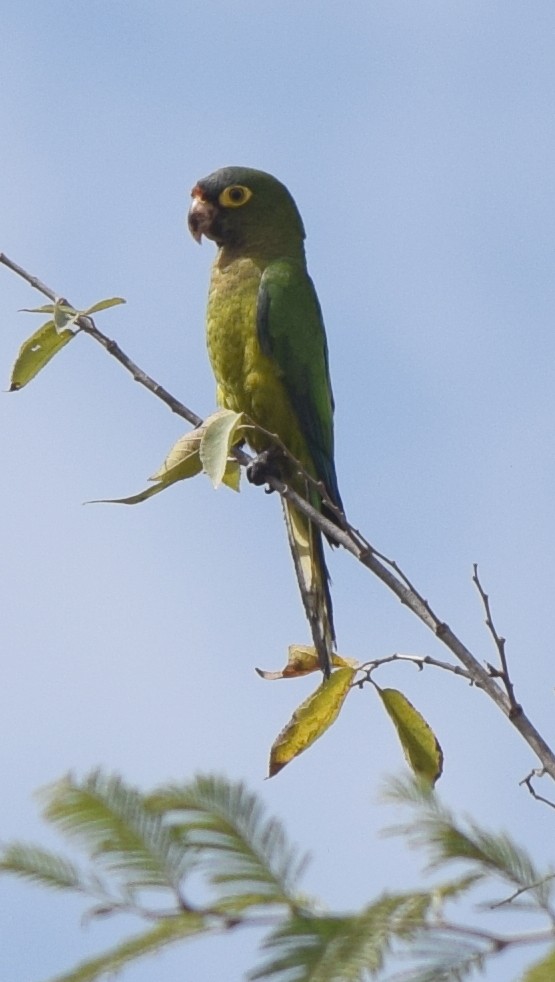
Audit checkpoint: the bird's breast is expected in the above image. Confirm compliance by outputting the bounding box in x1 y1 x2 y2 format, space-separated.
206 258 261 412
205 256 306 460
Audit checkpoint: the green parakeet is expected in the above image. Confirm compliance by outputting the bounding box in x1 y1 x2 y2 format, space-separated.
188 166 342 678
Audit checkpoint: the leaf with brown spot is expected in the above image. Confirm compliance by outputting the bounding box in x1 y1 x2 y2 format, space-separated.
269 667 355 776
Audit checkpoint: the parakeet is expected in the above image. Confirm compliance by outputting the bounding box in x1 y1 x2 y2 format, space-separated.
188 166 342 678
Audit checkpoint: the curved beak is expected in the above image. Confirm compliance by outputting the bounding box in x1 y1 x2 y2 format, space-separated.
187 196 217 244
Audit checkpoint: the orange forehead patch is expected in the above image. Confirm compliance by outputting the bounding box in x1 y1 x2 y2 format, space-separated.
191 184 205 199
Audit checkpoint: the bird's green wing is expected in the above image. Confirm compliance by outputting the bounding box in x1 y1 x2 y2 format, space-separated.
256 260 341 510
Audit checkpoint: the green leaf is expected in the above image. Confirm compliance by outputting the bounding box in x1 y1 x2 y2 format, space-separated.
269 667 355 777
0 843 86 892
148 429 203 482
10 320 74 389
88 484 176 506
41 772 192 891
20 304 57 314
45 913 207 982
87 409 245 505
53 303 79 331
200 409 244 487
378 688 443 785
83 297 126 315
523 947 555 982
146 775 305 909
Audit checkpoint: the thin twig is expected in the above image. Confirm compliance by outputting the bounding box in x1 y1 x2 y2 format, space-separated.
3 251 555 783
489 873 555 912
520 769 555 810
473 564 520 714
359 651 473 682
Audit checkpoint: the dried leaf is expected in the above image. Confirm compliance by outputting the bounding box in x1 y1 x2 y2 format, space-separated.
257 645 357 680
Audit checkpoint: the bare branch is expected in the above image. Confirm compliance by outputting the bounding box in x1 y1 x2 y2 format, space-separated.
3 252 555 782
473 564 520 714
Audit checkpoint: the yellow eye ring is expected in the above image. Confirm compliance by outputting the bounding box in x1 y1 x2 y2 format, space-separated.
218 184 253 208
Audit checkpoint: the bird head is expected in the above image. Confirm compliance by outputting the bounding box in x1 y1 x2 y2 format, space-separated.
187 166 305 257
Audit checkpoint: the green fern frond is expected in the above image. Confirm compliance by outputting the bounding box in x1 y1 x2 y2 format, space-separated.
147 775 306 908
40 771 192 892
45 912 207 982
250 913 352 982
383 776 550 905
431 874 484 902
251 893 433 982
0 843 89 893
462 824 547 897
385 933 490 982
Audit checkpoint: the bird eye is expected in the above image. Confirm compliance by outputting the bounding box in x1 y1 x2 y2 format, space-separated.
218 185 253 208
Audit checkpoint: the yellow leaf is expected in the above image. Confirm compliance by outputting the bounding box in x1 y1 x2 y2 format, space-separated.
200 409 244 487
10 320 74 390
257 644 357 680
268 667 355 776
221 459 241 491
378 688 443 785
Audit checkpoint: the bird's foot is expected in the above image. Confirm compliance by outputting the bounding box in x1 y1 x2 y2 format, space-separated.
246 447 283 492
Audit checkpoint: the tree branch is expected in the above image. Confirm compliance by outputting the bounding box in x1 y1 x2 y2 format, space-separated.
3 251 555 782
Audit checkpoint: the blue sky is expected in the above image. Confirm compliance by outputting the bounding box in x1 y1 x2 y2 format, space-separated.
2 1 555 979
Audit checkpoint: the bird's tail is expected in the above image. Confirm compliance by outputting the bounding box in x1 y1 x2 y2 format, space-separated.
282 498 335 678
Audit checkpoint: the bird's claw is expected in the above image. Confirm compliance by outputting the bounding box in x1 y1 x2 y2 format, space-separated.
246 448 283 490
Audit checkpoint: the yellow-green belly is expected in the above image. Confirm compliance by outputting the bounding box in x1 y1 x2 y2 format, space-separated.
206 257 308 465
